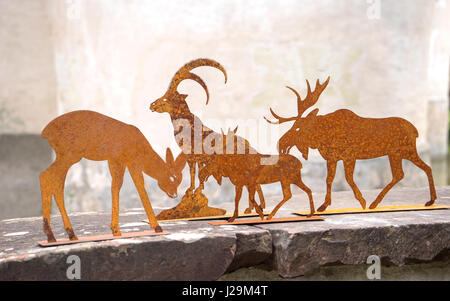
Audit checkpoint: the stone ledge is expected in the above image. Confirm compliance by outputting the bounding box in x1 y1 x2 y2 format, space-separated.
0 186 449 280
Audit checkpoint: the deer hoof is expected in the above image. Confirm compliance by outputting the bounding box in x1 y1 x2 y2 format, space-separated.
317 205 327 212
47 235 56 243
155 225 163 233
227 217 236 223
425 200 435 207
368 202 378 209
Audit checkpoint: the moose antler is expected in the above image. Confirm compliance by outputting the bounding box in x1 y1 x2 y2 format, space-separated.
168 58 228 105
264 76 330 124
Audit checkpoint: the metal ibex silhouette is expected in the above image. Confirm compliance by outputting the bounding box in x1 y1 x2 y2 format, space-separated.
150 58 265 216
265 76 436 211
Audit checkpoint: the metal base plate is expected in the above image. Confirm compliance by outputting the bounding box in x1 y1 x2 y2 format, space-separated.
208 215 324 226
38 230 169 247
294 204 450 216
144 211 271 223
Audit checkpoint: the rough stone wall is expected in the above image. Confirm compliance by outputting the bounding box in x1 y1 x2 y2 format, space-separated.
0 0 449 219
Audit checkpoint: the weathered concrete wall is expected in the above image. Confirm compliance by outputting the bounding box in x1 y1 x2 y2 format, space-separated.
0 0 449 219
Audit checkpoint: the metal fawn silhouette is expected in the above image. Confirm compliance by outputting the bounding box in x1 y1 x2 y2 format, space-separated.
198 129 314 222
265 77 436 211
40 110 186 242
150 58 265 215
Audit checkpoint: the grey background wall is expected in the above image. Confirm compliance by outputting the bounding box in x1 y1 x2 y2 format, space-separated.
0 0 449 220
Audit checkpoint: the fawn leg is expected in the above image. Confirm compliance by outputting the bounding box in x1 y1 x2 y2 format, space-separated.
318 160 337 212
407 151 436 206
186 160 196 194
369 155 404 209
108 161 126 236
267 181 292 220
228 185 243 222
343 160 366 209
129 167 162 233
295 177 315 216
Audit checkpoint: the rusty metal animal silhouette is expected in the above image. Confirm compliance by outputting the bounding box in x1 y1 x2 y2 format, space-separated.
265 77 436 211
198 129 314 222
40 110 186 242
150 58 265 218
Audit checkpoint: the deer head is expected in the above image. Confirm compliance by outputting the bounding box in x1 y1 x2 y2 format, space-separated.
156 148 187 198
150 58 227 116
265 76 330 160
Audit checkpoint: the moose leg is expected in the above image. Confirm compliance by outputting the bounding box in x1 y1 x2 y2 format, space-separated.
248 185 264 220
108 161 126 236
129 167 162 233
343 160 366 209
407 152 436 206
295 177 315 217
267 182 292 220
318 161 337 212
369 155 404 209
257 185 266 209
245 185 266 214
228 185 243 222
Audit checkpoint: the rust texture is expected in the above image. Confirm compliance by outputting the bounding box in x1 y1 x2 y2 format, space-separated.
39 110 186 242
150 58 265 219
198 128 315 222
265 76 437 211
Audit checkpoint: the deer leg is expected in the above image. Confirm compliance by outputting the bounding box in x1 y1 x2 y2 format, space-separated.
129 167 162 233
407 152 437 206
51 161 78 241
248 185 264 219
108 161 126 236
40 168 56 242
228 185 243 223
318 161 337 212
295 176 315 217
369 155 404 209
267 181 292 220
343 160 366 209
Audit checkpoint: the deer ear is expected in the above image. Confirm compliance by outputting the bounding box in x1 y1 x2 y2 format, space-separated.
306 108 319 119
166 148 175 165
174 152 187 172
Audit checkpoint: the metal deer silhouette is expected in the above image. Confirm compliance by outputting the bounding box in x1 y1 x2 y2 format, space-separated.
198 128 314 222
150 58 265 217
265 77 436 211
40 110 186 242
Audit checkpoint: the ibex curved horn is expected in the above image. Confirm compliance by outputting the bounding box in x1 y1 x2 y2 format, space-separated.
168 58 227 105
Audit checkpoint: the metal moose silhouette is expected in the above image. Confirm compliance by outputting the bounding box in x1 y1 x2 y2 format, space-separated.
150 58 266 219
39 110 186 243
265 77 437 211
197 128 315 222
